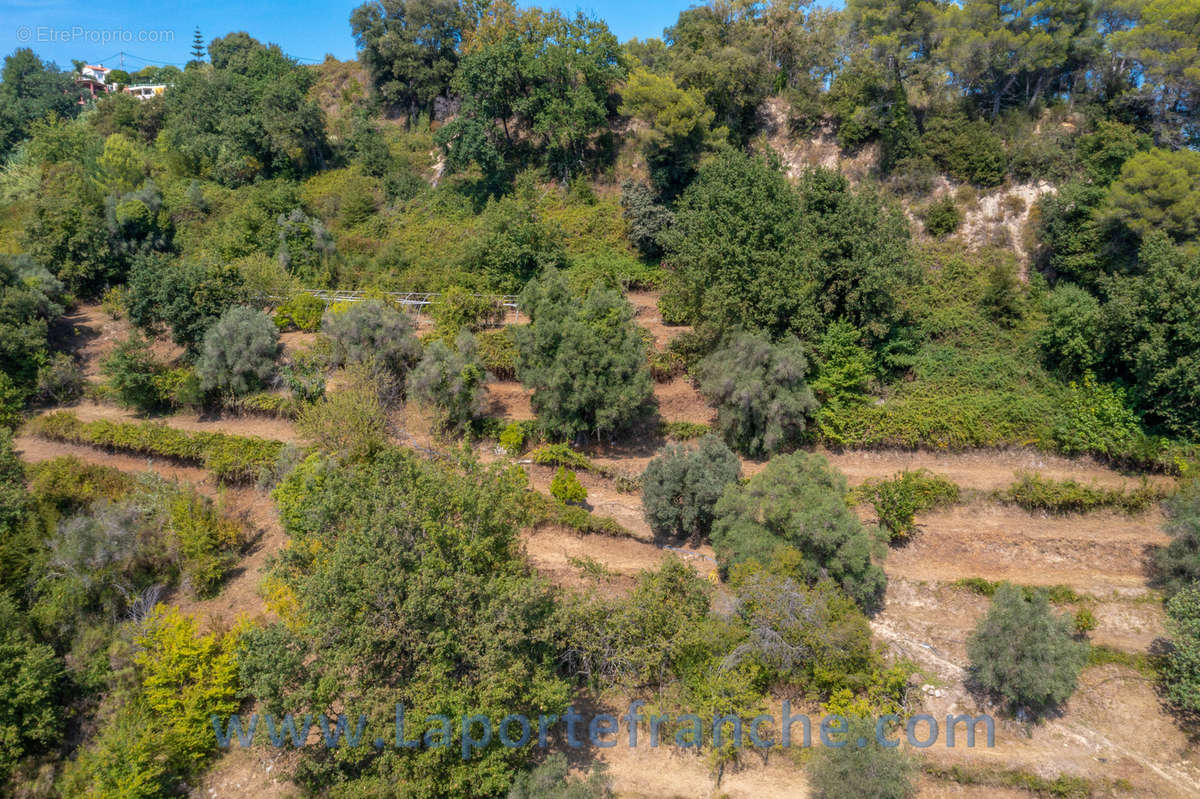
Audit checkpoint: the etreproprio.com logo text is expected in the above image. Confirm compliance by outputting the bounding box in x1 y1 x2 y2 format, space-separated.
213 701 995 760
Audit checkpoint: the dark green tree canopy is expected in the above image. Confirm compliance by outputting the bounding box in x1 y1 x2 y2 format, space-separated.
641 434 741 541
661 153 915 345
265 449 571 795
515 269 654 440
160 33 328 186
0 49 82 159
712 452 886 612
435 9 625 185
660 150 811 338
351 0 466 123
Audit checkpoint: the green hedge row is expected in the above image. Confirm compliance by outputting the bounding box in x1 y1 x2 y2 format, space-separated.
26 412 286 482
1004 472 1166 515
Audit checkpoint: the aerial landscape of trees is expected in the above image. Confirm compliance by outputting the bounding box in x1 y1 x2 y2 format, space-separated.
1 0 1199 795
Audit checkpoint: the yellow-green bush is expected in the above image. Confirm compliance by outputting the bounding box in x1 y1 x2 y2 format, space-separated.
274 292 324 332
26 456 135 512
550 466 587 504
168 491 241 596
26 412 285 482
60 607 240 797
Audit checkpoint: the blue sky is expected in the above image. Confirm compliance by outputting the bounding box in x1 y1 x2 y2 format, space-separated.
1 1 696 71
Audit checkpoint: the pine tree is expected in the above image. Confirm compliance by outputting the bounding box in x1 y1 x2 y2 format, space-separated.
190 28 206 62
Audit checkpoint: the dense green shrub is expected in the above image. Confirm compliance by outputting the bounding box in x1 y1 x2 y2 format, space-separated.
656 150 806 335
659 153 915 344
0 374 25 431
100 285 127 319
811 321 875 443
1036 181 1108 288
859 469 960 541
0 595 62 781
0 254 63 391
620 180 673 259
726 564 891 698
475 327 518 380
499 420 538 456
274 292 324 332
100 335 166 412
296 386 388 461
697 331 818 457
558 556 711 687
659 420 710 441
550 467 587 505
409 331 487 434
1006 472 1162 515
196 306 281 396
515 270 654 440
529 442 593 472
981 259 1025 327
25 163 117 297
429 286 504 342
35 352 84 405
153 366 204 411
166 489 240 596
923 196 961 237
1156 481 1200 598
712 452 886 612
1163 584 1200 714
222 391 301 419
648 349 686 382
126 256 247 352
966 583 1089 719
62 606 240 797
1051 374 1142 460
457 187 569 292
26 456 135 513
281 346 327 404
641 435 740 541
1039 284 1103 376
807 716 917 799
1102 233 1200 439
264 448 571 795
323 299 420 381
923 115 1007 187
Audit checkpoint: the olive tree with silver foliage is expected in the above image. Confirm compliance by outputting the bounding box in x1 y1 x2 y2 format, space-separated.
196 306 280 396
966 583 1089 720
641 434 740 541
409 330 487 434
697 331 818 457
322 299 421 381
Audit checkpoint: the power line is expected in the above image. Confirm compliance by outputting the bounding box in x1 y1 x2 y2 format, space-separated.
91 49 328 68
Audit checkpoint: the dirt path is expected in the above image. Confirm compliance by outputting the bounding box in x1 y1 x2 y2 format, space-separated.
886 502 1167 595
822 447 1177 492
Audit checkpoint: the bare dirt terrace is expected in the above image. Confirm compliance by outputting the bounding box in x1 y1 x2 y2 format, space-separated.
17 298 1199 798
